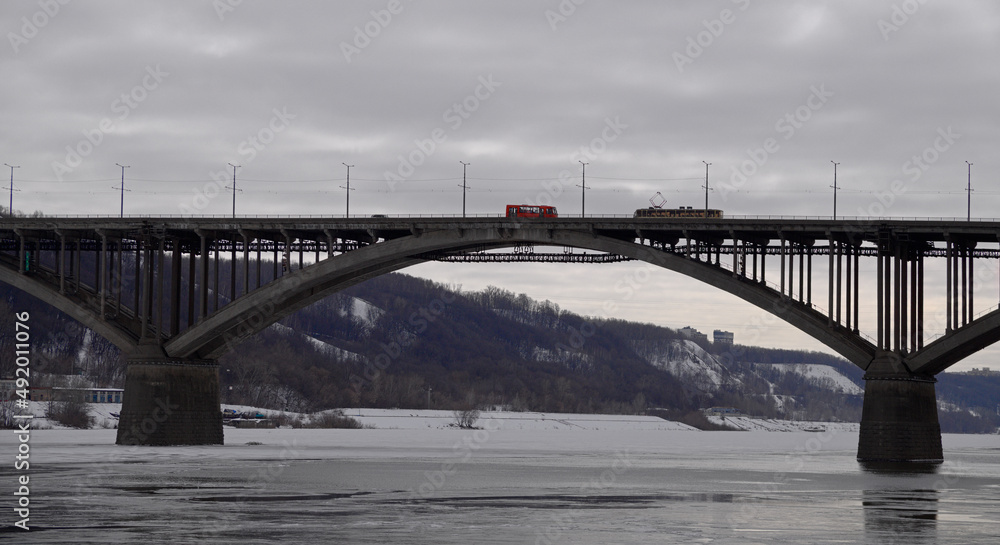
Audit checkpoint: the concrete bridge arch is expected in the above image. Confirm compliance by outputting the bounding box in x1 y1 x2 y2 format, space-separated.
5 216 994 461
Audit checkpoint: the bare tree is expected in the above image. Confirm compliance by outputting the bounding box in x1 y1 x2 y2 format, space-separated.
453 408 481 429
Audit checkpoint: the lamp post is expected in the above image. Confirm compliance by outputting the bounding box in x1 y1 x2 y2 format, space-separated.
459 161 470 217
114 163 130 218
702 161 711 217
966 161 973 221
578 161 589 217
830 161 840 220
3 163 19 216
227 163 241 218
341 163 354 217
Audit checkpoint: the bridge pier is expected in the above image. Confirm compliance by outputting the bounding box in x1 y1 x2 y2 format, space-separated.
116 357 223 446
857 354 942 464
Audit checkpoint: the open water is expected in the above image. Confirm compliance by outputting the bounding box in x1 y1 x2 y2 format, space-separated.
3 428 1000 544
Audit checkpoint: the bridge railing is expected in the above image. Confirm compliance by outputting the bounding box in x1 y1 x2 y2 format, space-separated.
5 213 1000 221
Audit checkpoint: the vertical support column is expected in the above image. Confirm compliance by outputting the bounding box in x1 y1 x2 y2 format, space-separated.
213 244 220 312
59 234 66 294
170 237 181 336
893 248 901 352
845 243 852 331
199 234 209 322
187 248 196 329
836 241 843 324
960 244 968 326
828 236 835 327
780 236 786 296
731 232 738 278
877 251 884 349
134 242 141 314
853 248 860 333
230 235 237 302
900 251 908 353
760 244 766 284
75 239 82 293
917 254 924 349
256 243 262 289
141 242 154 340
798 245 805 302
910 251 918 351
17 234 25 274
242 232 250 297
117 238 125 313
945 239 952 332
100 233 108 320
807 248 812 307
157 238 165 343
789 242 795 299
273 238 279 279
952 242 960 329
967 247 974 323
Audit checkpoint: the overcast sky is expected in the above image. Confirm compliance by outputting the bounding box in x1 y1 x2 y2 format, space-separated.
3 1 999 371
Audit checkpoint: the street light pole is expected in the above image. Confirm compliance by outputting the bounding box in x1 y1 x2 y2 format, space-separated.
830 161 840 220
115 163 130 218
966 161 973 221
702 161 711 217
459 161 470 217
577 161 589 217
3 163 19 216
227 163 241 218
341 163 354 217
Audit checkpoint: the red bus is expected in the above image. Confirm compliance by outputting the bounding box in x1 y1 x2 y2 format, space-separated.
506 204 558 218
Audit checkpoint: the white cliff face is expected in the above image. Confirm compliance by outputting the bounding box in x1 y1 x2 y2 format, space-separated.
764 363 864 395
632 339 732 392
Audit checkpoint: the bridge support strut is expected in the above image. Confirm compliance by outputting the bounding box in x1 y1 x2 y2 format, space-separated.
857 354 942 464
116 357 223 446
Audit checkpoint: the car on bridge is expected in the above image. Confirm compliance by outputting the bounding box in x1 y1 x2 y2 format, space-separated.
506 204 558 218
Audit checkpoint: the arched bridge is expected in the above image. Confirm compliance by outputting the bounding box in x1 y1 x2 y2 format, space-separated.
3 215 999 462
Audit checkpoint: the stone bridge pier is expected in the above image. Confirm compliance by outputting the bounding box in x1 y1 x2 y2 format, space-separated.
116 349 223 446
857 353 943 464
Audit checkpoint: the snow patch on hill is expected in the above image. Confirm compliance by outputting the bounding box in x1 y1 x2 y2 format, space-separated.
335 296 384 330
765 364 863 395
637 339 730 392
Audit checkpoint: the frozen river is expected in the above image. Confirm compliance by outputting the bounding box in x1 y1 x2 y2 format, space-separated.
4 426 1000 543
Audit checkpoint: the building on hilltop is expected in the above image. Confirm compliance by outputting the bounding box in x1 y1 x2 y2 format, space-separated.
679 326 708 344
713 330 734 345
